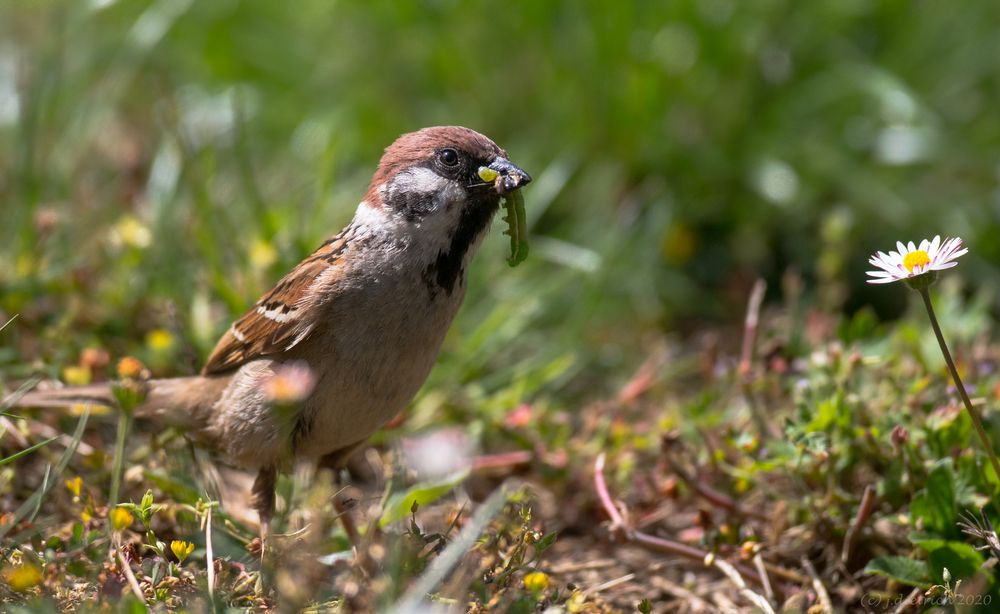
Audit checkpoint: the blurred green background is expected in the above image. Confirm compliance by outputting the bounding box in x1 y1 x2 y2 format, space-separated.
3 0 1000 397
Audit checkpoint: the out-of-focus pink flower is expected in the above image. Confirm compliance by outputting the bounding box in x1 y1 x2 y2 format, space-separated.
504 403 533 428
401 428 474 479
262 362 316 404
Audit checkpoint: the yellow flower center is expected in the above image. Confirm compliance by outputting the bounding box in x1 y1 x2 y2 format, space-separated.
903 250 930 272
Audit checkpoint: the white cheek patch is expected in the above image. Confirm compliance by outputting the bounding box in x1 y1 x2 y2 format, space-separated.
353 169 470 256
390 166 450 195
353 199 411 236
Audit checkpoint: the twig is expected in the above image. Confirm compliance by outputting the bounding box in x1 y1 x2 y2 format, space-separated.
661 445 768 521
892 587 921 614
841 485 877 566
594 454 786 595
618 353 662 405
22 419 96 456
762 561 810 585
471 450 533 471
117 546 147 605
583 572 635 595
712 557 777 614
738 279 777 439
711 592 742 614
648 576 713 612
738 279 767 379
549 558 617 574
753 552 775 603
0 415 29 448
594 453 628 534
801 557 832 614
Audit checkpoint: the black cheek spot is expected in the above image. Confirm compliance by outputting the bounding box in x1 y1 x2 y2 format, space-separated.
385 183 437 221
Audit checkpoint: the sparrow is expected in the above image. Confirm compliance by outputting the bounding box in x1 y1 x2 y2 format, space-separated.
15 125 532 531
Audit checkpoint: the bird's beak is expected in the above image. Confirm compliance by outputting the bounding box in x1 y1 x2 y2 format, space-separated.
477 158 532 194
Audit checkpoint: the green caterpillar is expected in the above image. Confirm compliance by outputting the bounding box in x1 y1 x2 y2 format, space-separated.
501 189 529 267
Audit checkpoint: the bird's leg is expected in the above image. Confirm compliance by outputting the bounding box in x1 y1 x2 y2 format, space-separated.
251 465 277 556
333 492 362 550
318 445 372 568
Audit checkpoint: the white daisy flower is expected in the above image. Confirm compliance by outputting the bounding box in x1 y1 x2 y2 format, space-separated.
866 235 967 285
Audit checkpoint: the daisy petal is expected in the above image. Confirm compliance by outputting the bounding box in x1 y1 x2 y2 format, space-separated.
929 235 941 257
869 260 898 274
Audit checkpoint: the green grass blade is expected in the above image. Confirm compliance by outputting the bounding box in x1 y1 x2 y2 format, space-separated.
1 378 41 412
0 314 18 333
390 482 512 611
0 436 58 466
0 408 90 540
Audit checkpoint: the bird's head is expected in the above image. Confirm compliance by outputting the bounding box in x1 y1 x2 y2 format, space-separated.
355 126 531 294
362 126 530 229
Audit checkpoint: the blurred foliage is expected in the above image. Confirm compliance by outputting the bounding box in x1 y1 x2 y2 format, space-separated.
4 0 1000 387
7 3 1000 610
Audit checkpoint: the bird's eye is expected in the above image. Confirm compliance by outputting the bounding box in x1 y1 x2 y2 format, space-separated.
439 148 459 167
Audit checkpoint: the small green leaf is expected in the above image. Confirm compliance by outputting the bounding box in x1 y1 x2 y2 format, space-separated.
927 542 986 582
804 394 847 432
911 459 958 536
379 471 468 528
534 531 559 554
864 556 932 588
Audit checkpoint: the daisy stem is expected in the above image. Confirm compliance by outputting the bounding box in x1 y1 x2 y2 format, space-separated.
919 287 1000 485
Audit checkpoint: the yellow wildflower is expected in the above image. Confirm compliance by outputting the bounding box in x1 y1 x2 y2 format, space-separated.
110 507 133 531
70 402 110 416
111 215 152 249
65 476 82 498
250 237 277 270
522 571 549 592
146 329 175 352
62 365 91 386
171 540 196 563
3 563 43 592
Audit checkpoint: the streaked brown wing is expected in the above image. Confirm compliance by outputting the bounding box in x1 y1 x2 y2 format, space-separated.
201 229 353 375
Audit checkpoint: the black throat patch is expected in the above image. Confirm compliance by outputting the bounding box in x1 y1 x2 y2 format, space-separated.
422 197 499 298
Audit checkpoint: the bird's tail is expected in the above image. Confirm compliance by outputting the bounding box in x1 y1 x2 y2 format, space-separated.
12 383 115 409
9 376 228 432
